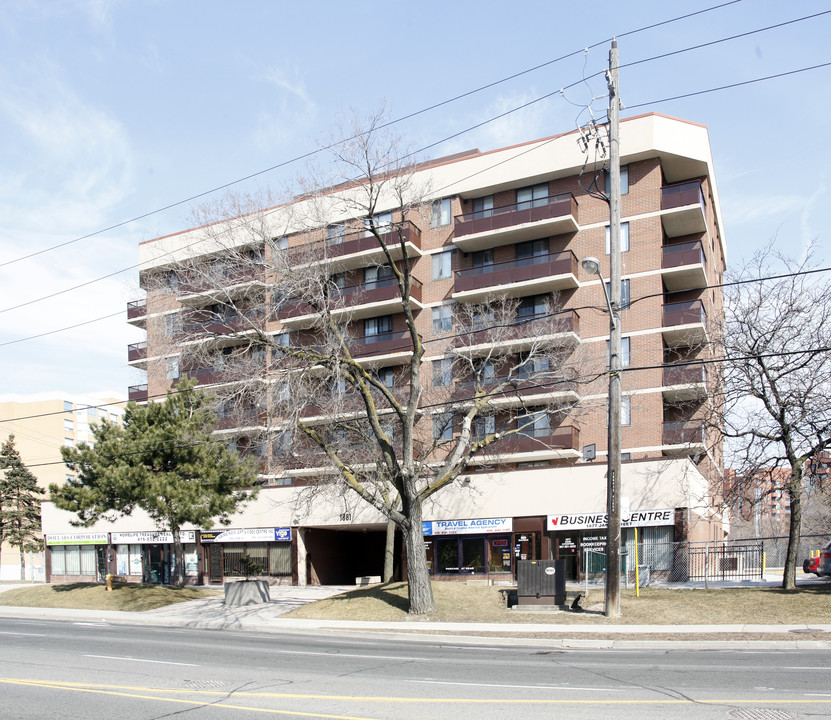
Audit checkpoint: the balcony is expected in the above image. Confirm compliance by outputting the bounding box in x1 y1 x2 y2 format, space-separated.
660 181 706 238
288 221 422 271
348 330 414 367
453 377 579 408
127 298 147 326
278 277 423 329
455 310 580 356
473 425 580 463
453 194 578 252
662 421 706 455
127 341 147 368
662 240 707 292
662 300 707 347
214 409 266 432
177 264 264 305
128 384 148 403
452 251 579 303
662 363 707 402
180 308 266 340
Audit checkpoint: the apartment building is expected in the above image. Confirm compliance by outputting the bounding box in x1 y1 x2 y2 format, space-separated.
42 112 727 586
0 392 125 581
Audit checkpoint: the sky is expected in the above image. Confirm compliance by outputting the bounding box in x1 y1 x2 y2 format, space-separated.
0 0 828 399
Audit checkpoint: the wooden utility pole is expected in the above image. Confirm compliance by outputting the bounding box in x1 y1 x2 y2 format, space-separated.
605 37 623 619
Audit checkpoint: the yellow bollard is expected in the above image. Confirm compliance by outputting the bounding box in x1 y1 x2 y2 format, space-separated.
634 528 640 598
106 574 113 592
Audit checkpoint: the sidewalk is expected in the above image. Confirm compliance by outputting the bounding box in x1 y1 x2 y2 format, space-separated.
1 582 830 649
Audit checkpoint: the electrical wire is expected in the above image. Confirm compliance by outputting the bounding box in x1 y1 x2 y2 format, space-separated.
0 0 745 270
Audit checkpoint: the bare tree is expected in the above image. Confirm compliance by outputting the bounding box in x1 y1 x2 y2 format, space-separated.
718 244 831 588
145 112 583 614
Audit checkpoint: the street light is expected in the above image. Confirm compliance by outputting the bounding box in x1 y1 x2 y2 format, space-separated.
582 254 622 618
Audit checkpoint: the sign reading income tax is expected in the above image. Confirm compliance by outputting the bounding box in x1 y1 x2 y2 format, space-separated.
547 509 675 532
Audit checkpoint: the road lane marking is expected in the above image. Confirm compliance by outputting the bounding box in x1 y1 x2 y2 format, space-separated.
410 679 622 691
84 654 199 667
274 650 421 661
0 631 46 637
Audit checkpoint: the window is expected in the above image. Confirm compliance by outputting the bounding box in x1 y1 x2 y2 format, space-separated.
63 401 73 413
517 410 550 437
163 270 178 292
274 332 290 347
605 279 631 310
431 250 453 280
164 313 181 337
471 249 494 270
517 460 550 468
517 295 549 319
326 224 345 244
607 337 631 367
63 419 74 433
472 195 493 219
365 211 392 236
475 360 495 383
432 358 453 387
515 238 549 264
517 354 550 376
610 396 632 426
605 164 629 195
364 264 394 289
63 437 74 448
433 413 453 441
65 474 74 483
516 183 548 210
431 198 452 227
165 357 180 381
364 315 393 338
605 221 630 253
274 236 289 250
473 414 495 438
432 305 452 333
374 367 395 388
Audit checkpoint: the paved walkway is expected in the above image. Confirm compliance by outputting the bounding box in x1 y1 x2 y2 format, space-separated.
1 580 830 649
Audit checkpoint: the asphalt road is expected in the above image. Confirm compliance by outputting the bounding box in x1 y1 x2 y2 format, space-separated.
0 617 828 719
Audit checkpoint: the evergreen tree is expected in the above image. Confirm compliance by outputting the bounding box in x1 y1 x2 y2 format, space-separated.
0 435 45 580
51 379 259 587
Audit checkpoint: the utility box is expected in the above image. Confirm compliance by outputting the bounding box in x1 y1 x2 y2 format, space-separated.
517 559 565 606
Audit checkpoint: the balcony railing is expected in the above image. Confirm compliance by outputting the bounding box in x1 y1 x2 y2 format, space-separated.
663 300 706 328
181 308 266 339
278 277 421 322
661 180 704 211
454 193 577 238
455 310 579 349
214 409 264 431
127 298 147 321
453 376 578 402
348 330 413 358
663 421 705 446
454 251 578 294
128 384 148 402
479 425 579 454
663 363 706 387
662 240 706 270
287 221 422 265
127 341 147 363
177 264 263 297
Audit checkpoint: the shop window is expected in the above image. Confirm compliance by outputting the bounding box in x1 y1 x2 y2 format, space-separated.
433 535 511 574
51 546 66 575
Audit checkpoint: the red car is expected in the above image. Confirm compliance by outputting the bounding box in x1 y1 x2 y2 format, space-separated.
803 556 820 575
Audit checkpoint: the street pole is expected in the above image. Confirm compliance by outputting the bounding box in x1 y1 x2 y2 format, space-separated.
605 38 623 619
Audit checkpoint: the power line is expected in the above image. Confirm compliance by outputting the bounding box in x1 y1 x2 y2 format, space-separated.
0 1 743 270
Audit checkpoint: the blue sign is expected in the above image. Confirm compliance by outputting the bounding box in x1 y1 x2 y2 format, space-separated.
274 527 291 542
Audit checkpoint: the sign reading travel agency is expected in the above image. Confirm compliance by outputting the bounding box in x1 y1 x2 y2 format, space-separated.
422 518 512 536
547 509 675 531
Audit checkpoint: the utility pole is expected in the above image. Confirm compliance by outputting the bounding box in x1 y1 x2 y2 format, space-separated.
605 37 623 619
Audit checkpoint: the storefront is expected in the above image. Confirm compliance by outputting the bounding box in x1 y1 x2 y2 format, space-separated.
423 518 515 579
110 530 197 585
200 527 292 584
547 508 676 580
45 532 109 583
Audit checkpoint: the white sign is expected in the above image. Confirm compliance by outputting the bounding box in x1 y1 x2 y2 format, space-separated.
422 518 512 536
110 530 196 544
547 509 675 531
46 532 108 546
209 528 289 543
